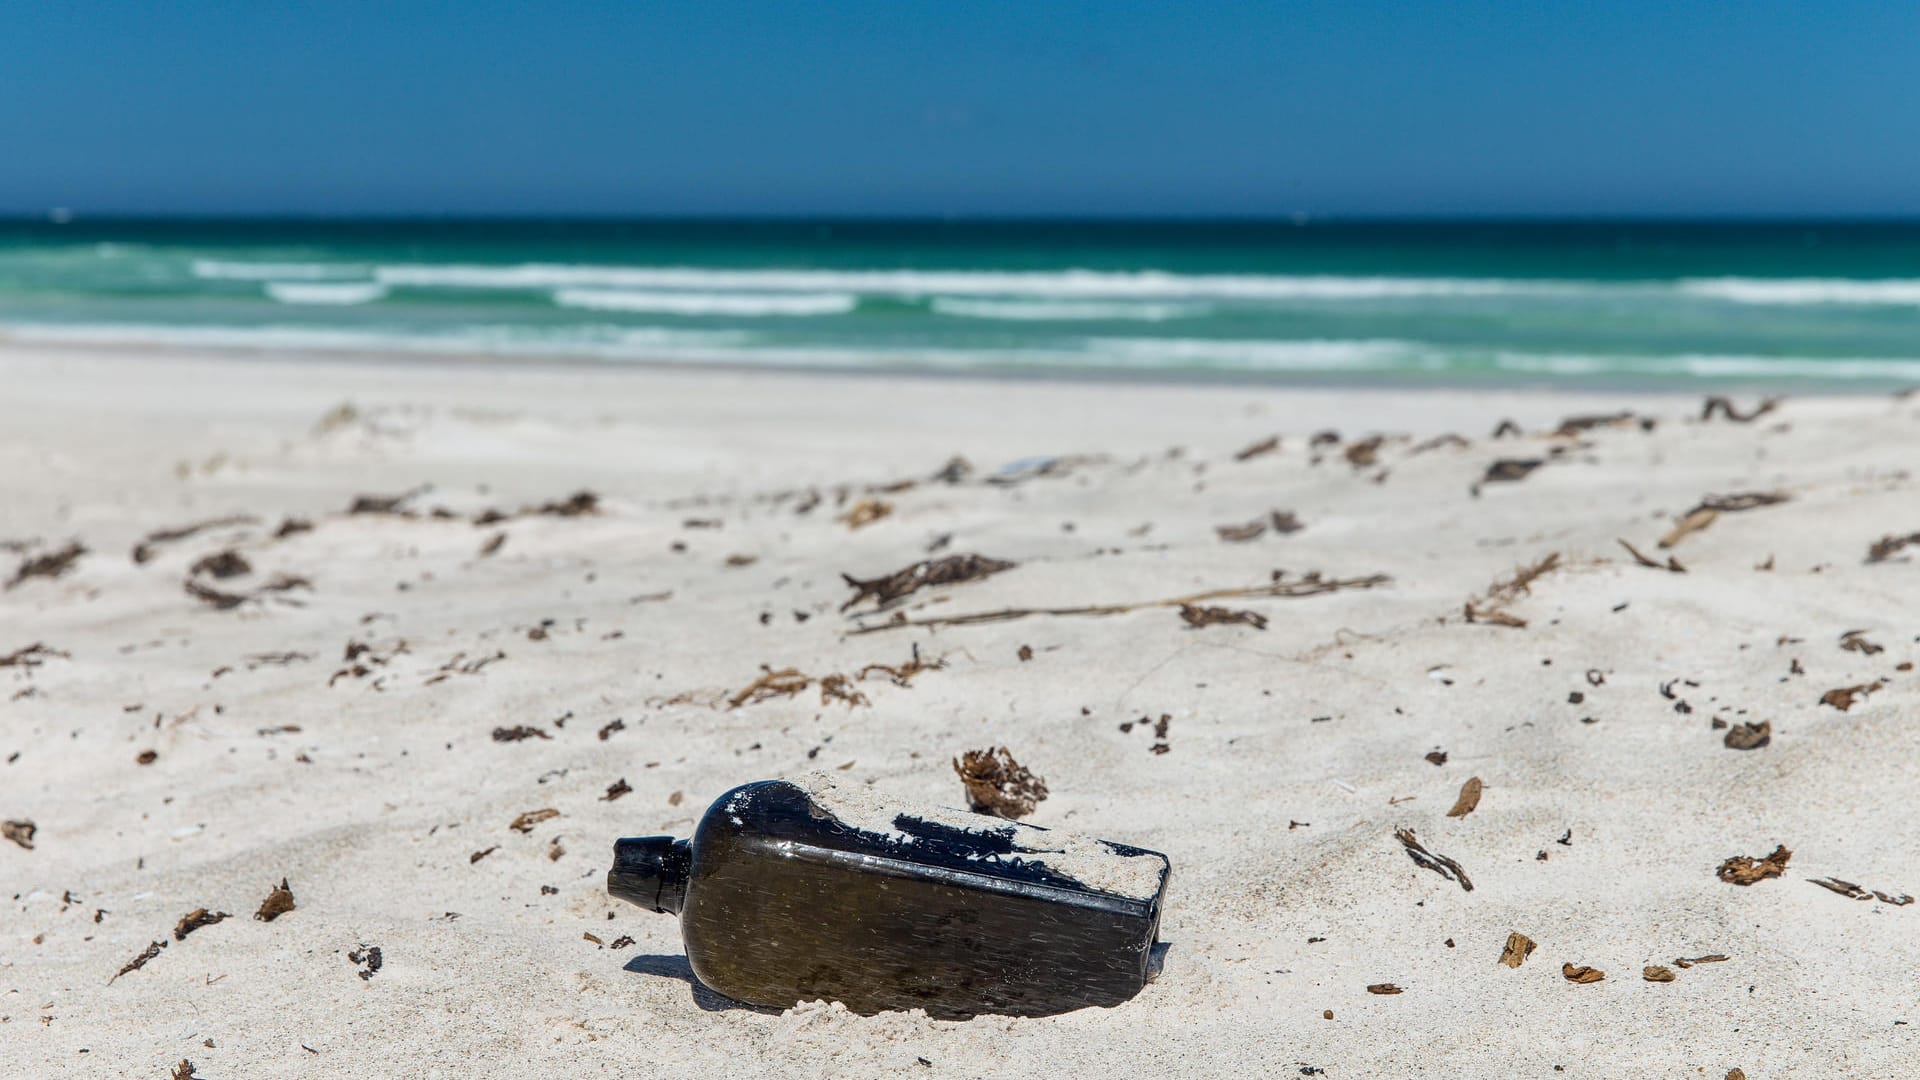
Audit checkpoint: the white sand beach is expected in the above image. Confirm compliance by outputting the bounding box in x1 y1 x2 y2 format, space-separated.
3 344 1917 1078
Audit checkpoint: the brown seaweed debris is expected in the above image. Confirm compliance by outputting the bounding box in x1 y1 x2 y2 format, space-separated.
1723 721 1771 750
1807 877 1913 905
1480 459 1543 485
1446 777 1484 818
255 877 296 921
1717 845 1791 885
1464 551 1560 629
1701 396 1779 423
469 846 499 864
3 819 36 850
1555 411 1635 435
1820 682 1882 711
1217 510 1304 543
1659 491 1791 549
1561 963 1605 984
190 549 252 579
1642 965 1676 983
473 490 599 525
856 644 946 686
1179 604 1268 630
840 553 1017 612
1394 827 1473 891
1617 538 1686 573
511 808 560 834
173 908 231 941
729 666 812 708
1233 435 1280 461
954 747 1048 820
1866 531 1920 564
6 540 86 589
273 516 314 540
1673 954 1728 968
1365 983 1403 995
491 725 550 743
602 778 631 802
818 673 869 707
0 642 68 670
348 486 431 515
1839 630 1883 655
173 1060 203 1080
840 498 893 530
108 939 166 984
852 570 1390 634
185 573 312 610
132 515 257 564
1498 932 1535 968
348 944 383 980
1344 435 1387 468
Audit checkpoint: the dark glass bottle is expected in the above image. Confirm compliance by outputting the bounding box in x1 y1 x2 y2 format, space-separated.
608 774 1171 1018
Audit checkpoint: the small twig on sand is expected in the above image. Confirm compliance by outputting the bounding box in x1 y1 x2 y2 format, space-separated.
1395 827 1473 892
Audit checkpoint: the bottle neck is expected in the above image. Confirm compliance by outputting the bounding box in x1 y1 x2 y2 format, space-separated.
607 836 692 914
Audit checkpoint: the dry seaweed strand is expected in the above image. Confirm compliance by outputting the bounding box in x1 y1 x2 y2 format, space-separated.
510 809 560 834
6 541 86 589
108 939 166 984
1673 954 1729 968
1233 435 1280 461
1394 827 1473 892
1717 845 1791 885
185 573 312 611
1365 983 1403 995
1659 491 1791 549
1808 877 1914 905
839 498 893 530
1561 963 1605 984
1866 531 1920 563
840 553 1017 612
1643 966 1676 982
1446 777 1484 818
856 644 945 686
491 725 550 743
818 674 869 707
1498 932 1535 968
954 747 1048 819
132 515 257 564
1464 552 1560 629
0 643 68 669
1617 538 1686 573
852 571 1391 634
173 1060 202 1080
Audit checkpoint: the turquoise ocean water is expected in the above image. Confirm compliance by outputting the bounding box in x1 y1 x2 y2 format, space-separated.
3 219 1919 388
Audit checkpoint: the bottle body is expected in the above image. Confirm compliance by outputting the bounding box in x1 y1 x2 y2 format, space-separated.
610 775 1171 1017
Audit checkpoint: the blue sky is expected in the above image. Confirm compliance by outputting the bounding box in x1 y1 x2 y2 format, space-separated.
3 2 1918 217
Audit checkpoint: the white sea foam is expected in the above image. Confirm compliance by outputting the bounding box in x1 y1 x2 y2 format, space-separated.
931 298 1208 321
265 282 389 306
1678 277 1920 306
374 262 1557 300
0 320 750 358
551 288 857 317
1492 350 1920 380
1081 337 1420 371
192 259 367 281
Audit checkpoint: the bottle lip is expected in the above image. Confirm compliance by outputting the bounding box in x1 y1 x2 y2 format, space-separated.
607 836 692 914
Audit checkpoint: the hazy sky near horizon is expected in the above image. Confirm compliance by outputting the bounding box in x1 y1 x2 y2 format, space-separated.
4 3 1918 217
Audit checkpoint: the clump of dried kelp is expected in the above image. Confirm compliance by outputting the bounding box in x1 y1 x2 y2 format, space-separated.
954 747 1048 819
1464 552 1560 628
173 908 231 941
841 554 1017 612
6 541 86 589
185 573 311 611
1179 604 1268 630
255 877 297 921
473 490 599 525
109 939 167 984
1717 845 1791 885
3 819 35 850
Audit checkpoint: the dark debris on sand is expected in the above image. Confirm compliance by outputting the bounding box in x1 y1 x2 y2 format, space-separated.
840 553 1017 612
6 541 86 589
255 877 296 921
954 747 1048 820
1718 845 1791 886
